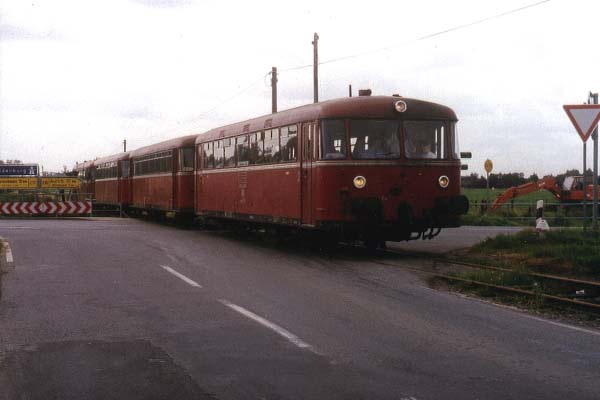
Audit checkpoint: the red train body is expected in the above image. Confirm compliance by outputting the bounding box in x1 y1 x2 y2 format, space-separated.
129 135 196 215
74 96 468 243
195 96 468 242
74 160 95 200
94 152 131 208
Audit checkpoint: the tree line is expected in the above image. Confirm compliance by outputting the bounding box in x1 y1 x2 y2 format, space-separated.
461 169 589 189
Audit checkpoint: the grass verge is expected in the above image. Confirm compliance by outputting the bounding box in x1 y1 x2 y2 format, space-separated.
433 229 600 324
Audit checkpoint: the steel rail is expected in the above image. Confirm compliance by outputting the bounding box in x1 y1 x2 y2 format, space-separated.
434 258 600 288
373 259 600 312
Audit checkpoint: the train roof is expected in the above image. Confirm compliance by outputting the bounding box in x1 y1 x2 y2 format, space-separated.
130 134 198 158
74 160 94 170
196 96 457 144
94 152 131 165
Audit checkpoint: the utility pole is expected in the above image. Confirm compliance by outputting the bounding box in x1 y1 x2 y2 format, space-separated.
349 84 352 97
591 91 599 232
123 139 127 152
312 32 319 103
271 67 278 114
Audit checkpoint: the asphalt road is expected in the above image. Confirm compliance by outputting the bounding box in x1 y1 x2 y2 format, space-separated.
0 219 599 400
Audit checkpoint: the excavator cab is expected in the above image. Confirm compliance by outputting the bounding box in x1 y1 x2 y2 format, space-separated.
562 176 576 191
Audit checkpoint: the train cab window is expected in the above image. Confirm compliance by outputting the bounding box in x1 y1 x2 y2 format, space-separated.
320 120 347 160
404 121 447 160
280 125 298 162
202 142 215 169
263 129 280 163
450 123 460 159
214 140 225 168
249 133 263 164
350 120 400 159
179 148 194 172
236 135 250 166
224 138 235 167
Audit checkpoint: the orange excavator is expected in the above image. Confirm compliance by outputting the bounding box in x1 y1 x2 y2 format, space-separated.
489 176 599 212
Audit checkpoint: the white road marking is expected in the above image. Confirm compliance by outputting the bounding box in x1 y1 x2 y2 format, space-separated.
160 265 202 288
5 243 13 263
219 299 319 354
0 237 14 264
521 314 600 338
451 291 600 338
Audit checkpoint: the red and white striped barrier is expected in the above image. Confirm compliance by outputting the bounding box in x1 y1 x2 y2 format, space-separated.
0 201 92 215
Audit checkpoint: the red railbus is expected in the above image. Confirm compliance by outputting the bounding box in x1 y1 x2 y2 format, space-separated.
195 96 468 246
130 135 196 217
94 152 131 209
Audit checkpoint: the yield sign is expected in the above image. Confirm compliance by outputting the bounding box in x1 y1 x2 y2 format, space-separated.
563 104 600 142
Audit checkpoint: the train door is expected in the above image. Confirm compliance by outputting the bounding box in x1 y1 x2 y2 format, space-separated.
301 122 315 225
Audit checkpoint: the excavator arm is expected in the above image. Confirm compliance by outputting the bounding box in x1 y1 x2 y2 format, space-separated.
489 177 561 212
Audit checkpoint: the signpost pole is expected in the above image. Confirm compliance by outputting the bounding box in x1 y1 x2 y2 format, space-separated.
591 92 599 232
583 141 587 233
484 159 493 211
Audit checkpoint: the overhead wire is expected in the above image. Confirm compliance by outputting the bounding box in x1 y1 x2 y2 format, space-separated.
282 0 552 71
197 0 553 116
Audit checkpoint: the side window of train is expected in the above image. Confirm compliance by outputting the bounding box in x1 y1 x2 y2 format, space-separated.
236 135 250 166
164 151 174 172
215 140 225 168
320 119 347 160
280 125 298 162
202 142 215 169
263 129 280 163
224 138 235 167
179 148 194 172
121 160 130 178
302 124 311 161
249 132 263 165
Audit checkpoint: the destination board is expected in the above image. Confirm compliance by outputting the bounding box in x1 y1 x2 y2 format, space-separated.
0 164 39 176
0 177 38 189
41 177 81 189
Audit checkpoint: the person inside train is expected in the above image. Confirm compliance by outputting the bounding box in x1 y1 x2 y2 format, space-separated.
405 135 436 159
416 139 436 159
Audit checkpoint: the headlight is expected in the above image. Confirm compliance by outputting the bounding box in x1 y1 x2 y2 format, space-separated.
438 175 450 189
394 100 407 113
353 176 367 189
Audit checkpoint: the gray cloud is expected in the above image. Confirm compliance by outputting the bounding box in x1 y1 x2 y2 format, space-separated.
0 23 64 41
131 0 194 8
121 107 162 121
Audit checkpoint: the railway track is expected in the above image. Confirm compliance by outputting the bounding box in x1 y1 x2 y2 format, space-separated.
375 249 600 313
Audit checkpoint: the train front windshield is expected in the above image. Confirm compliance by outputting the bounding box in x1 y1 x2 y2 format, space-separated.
349 120 401 159
321 119 453 160
403 121 447 160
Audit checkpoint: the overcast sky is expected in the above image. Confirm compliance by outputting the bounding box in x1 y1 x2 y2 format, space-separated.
1 0 599 176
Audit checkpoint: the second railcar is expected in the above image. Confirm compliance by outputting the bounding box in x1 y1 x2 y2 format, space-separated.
130 135 196 216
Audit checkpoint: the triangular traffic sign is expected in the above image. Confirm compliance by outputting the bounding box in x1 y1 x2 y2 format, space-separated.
563 104 600 142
